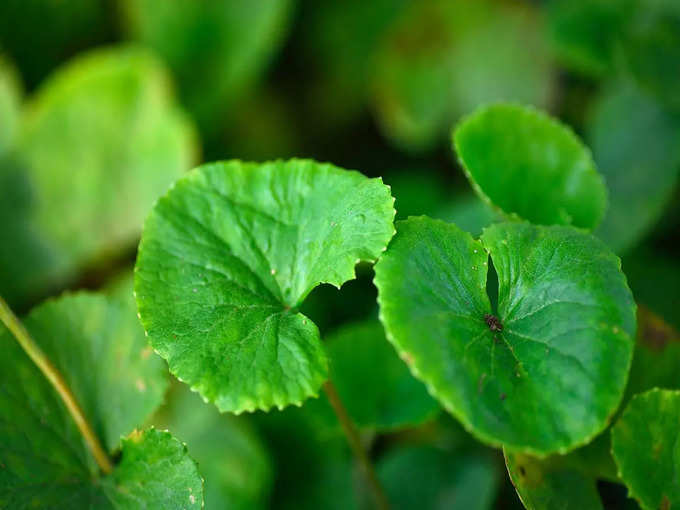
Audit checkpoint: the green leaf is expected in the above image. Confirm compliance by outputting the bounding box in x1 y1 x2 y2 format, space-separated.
101 428 204 509
377 446 499 510
590 81 680 254
454 103 607 230
0 293 204 508
121 0 293 136
0 46 197 306
135 159 396 413
374 217 635 454
324 320 440 430
546 0 633 77
611 389 680 510
0 54 21 155
154 384 273 509
504 450 604 510
371 0 553 151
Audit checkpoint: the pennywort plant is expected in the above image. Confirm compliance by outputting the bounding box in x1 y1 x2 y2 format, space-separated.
2 102 677 509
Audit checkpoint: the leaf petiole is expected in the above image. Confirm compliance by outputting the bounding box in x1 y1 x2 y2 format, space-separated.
323 380 390 510
0 295 114 474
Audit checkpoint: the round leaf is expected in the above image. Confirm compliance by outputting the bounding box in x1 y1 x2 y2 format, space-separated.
453 103 607 230
135 159 396 413
611 389 680 510
374 217 635 454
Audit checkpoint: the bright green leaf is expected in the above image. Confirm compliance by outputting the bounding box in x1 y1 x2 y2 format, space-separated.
504 450 603 510
454 103 607 230
374 217 635 454
325 320 440 430
590 81 680 254
0 293 204 508
611 389 680 510
121 0 293 136
378 446 499 510
154 385 273 509
135 159 396 413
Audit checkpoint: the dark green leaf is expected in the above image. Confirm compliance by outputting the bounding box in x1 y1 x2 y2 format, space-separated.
374 217 635 454
0 293 203 508
121 0 294 135
154 384 273 509
590 81 680 254
505 450 603 510
135 159 396 413
325 320 440 430
454 103 607 230
378 446 499 510
611 389 680 510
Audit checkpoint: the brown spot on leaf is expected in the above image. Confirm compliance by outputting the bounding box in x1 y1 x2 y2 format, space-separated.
638 305 679 350
485 314 503 332
660 495 670 510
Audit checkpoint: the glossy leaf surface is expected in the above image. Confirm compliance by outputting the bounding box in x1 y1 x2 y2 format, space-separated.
454 103 607 230
374 217 635 454
135 159 396 413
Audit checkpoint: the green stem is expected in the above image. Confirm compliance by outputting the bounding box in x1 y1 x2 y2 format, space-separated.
0 295 113 474
323 380 390 510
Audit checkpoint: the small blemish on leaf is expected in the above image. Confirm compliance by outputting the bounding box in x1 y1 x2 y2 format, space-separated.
270 269 276 275
135 379 147 392
485 314 503 332
478 372 487 394
141 346 153 359
519 466 526 477
500 392 506 400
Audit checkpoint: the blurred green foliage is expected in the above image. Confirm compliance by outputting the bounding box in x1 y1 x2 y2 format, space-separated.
1 0 678 508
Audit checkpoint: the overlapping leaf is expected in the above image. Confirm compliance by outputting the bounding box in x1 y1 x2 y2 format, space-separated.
454 103 607 230
135 159 396 413
375 217 635 454
0 293 203 508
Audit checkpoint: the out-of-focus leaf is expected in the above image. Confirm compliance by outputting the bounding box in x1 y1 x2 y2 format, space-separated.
0 54 21 154
590 82 680 254
0 0 111 87
623 248 680 330
302 0 411 127
0 293 197 508
505 450 604 510
135 159 396 413
325 320 440 431
621 0 680 111
121 0 294 137
377 446 499 510
372 0 553 151
154 385 272 509
374 218 635 454
454 103 607 230
253 404 359 510
546 0 633 77
0 46 197 308
611 389 680 510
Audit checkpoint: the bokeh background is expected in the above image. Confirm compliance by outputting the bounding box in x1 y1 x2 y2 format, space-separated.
1 0 678 508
